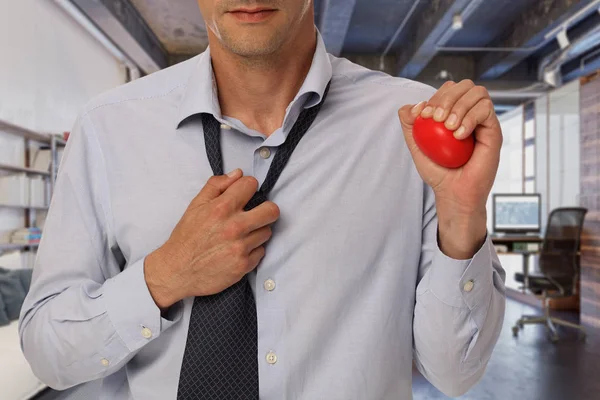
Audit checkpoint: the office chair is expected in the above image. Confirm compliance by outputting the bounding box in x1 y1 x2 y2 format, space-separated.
512 207 587 342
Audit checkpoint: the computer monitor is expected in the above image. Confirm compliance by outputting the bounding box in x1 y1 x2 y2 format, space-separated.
492 193 541 234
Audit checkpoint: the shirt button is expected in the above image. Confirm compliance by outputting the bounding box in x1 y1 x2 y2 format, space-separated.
220 123 232 130
264 279 276 291
141 327 153 339
266 351 278 364
259 147 271 159
101 358 110 367
463 280 474 292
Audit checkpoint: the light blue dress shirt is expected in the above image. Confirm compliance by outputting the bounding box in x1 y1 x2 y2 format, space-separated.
20 33 506 400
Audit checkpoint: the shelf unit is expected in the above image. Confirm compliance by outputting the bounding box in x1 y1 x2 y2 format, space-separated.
0 243 40 252
0 162 51 177
0 204 48 211
0 119 66 255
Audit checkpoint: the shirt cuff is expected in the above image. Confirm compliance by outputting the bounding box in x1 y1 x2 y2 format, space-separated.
426 234 494 315
103 257 183 352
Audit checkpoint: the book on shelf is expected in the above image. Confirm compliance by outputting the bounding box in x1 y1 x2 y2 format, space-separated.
10 228 42 244
10 238 41 245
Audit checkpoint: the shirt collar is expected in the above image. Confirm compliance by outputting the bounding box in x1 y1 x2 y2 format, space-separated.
176 30 332 128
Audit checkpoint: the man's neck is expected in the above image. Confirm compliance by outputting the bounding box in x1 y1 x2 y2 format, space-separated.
210 30 317 136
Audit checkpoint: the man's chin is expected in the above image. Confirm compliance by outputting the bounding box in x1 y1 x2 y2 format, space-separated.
223 36 283 58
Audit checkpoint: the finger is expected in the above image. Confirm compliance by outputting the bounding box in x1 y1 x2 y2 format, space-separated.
192 169 243 206
423 79 475 121
240 201 280 233
243 226 273 252
398 101 427 128
454 98 497 140
444 85 490 131
399 103 440 169
421 80 456 118
246 246 266 272
220 176 260 211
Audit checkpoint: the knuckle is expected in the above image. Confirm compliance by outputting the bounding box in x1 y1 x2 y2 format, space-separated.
461 79 475 88
223 220 245 240
474 85 488 96
399 104 412 115
450 101 468 117
439 96 454 110
231 241 247 258
236 257 250 273
264 201 281 219
265 226 273 238
255 246 266 261
481 98 494 109
206 175 224 189
207 175 221 184
214 198 232 217
242 176 259 189
461 116 474 129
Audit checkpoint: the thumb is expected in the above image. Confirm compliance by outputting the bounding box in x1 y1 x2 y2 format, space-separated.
193 169 243 206
398 101 426 151
398 101 426 130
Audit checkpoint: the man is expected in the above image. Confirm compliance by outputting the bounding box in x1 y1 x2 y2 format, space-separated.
20 0 505 399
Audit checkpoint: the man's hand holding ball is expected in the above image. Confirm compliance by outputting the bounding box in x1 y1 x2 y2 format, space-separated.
398 79 503 260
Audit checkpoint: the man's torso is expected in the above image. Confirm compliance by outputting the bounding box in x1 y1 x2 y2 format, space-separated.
84 51 434 399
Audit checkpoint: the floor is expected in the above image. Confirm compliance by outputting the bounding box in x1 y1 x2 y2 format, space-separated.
36 299 600 400
412 299 600 400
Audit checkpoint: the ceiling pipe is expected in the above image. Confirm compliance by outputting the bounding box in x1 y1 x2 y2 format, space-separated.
53 0 141 81
437 44 545 52
487 90 547 100
437 0 600 53
580 47 600 70
539 20 600 87
379 0 420 70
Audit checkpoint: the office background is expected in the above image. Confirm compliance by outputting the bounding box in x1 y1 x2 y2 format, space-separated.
1 1 600 399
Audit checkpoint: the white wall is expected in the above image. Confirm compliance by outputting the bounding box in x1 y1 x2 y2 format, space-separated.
487 105 524 232
535 80 581 231
535 95 549 229
0 0 126 267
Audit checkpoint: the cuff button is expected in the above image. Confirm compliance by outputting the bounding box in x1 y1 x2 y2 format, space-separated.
141 327 153 339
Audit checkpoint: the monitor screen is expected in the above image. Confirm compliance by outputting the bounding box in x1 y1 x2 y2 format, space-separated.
493 194 541 233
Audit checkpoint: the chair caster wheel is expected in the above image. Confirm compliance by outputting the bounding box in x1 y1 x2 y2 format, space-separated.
512 326 519 337
550 334 559 343
517 321 524 329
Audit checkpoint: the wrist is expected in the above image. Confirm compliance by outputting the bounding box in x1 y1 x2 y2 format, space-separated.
144 246 183 311
437 206 487 260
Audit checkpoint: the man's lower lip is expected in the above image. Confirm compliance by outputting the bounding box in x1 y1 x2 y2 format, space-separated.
229 10 277 23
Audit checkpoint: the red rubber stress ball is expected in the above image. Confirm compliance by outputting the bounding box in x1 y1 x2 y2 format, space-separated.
412 116 475 169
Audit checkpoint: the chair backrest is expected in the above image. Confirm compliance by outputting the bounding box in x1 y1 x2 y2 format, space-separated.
539 207 587 279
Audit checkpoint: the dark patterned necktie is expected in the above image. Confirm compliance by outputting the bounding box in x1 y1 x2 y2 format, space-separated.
177 83 331 400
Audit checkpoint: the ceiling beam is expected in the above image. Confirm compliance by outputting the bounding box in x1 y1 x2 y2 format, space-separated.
477 0 598 80
396 0 479 79
562 47 600 82
68 0 168 73
318 0 357 56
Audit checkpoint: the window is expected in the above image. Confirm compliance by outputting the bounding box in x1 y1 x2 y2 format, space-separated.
523 102 536 193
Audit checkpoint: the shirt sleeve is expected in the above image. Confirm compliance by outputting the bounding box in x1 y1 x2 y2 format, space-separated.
413 185 506 397
18 114 183 390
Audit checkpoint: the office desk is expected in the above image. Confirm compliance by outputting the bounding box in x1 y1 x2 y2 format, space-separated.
491 235 543 293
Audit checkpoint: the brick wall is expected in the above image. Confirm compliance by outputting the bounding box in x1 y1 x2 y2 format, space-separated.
579 72 600 330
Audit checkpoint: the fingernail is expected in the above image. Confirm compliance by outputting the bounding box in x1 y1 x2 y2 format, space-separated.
422 106 434 117
227 168 240 177
433 107 445 121
412 101 426 114
454 126 466 139
446 113 458 128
